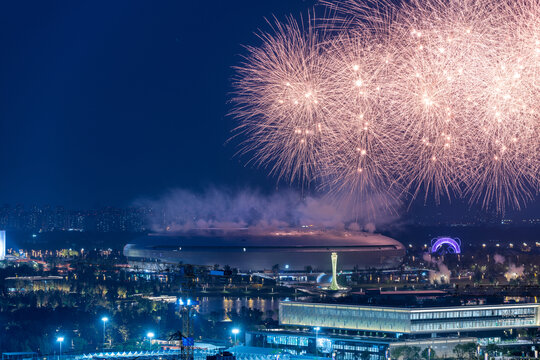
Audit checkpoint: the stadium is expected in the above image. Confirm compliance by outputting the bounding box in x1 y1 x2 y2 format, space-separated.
123 229 405 272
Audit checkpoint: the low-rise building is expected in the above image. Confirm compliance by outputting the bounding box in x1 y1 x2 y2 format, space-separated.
244 300 539 359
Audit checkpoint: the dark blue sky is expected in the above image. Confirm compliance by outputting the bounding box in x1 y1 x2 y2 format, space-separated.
0 1 317 207
0 1 538 219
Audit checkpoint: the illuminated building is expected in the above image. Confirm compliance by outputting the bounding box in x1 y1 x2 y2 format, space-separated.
247 330 478 359
329 252 340 290
279 302 540 334
123 230 405 271
243 301 540 359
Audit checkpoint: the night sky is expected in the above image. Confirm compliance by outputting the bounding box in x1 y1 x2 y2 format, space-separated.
0 1 538 219
0 1 317 208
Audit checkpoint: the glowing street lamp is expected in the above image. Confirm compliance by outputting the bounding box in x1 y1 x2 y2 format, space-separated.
57 337 64 360
314 327 321 358
146 332 155 349
231 328 240 345
101 317 109 347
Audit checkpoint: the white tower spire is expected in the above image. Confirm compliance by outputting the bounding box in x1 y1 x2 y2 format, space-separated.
330 252 340 290
0 230 6 260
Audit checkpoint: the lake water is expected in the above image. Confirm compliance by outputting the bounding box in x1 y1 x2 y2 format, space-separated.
196 296 282 319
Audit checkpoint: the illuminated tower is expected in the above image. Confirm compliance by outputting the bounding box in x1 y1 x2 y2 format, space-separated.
0 230 5 260
330 252 340 290
177 298 197 360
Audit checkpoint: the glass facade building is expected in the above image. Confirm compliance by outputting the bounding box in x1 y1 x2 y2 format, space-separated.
247 331 389 360
280 301 540 334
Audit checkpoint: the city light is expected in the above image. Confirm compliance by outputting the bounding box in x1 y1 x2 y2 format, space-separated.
1 0 539 357
57 336 64 360
101 316 109 349
314 327 321 358
232 328 240 345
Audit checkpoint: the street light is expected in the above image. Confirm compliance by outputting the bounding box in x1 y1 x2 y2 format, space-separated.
314 327 321 359
231 328 240 345
57 337 64 360
101 317 109 348
146 332 155 349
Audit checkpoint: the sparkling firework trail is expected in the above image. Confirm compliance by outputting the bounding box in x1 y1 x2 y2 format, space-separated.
231 17 333 185
231 0 540 214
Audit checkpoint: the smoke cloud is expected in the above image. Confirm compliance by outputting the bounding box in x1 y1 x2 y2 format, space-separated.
429 261 451 284
504 263 525 281
135 187 400 232
493 254 505 264
423 252 451 284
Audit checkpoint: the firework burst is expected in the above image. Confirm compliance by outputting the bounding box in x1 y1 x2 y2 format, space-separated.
231 0 540 214
231 17 334 185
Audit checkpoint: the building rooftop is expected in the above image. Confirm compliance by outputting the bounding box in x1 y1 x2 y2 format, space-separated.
298 290 528 308
4 276 63 281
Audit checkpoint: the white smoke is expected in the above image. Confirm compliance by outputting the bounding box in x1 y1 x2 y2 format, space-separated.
430 262 451 284
422 253 432 262
135 187 400 232
347 222 361 231
423 252 451 284
493 254 505 264
363 222 376 233
504 263 525 281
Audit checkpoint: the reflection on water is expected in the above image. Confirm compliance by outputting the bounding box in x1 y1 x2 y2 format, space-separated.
196 296 281 320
